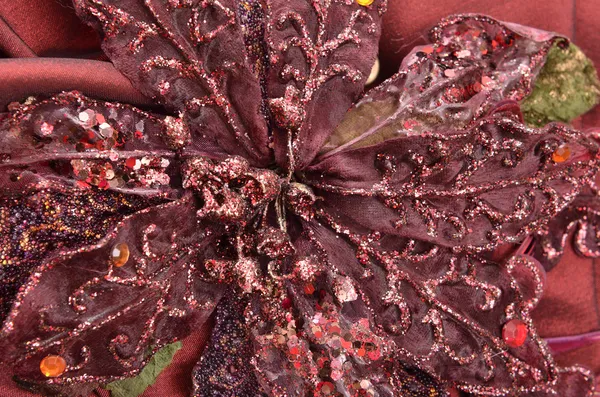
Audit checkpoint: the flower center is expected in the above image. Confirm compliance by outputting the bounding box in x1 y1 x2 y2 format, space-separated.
183 156 318 294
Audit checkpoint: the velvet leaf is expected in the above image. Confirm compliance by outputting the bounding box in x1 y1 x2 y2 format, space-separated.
106 341 182 397
522 43 600 128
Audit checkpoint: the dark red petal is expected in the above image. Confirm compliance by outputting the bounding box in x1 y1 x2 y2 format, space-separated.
534 191 600 270
265 0 387 170
305 111 599 251
0 195 223 390
73 0 272 166
319 15 561 158
0 93 182 322
270 214 593 395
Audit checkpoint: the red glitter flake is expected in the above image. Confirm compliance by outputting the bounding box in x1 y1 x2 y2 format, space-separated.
403 119 419 130
125 157 138 169
304 283 315 295
340 338 352 350
368 350 380 360
39 122 54 136
75 181 91 190
282 297 292 309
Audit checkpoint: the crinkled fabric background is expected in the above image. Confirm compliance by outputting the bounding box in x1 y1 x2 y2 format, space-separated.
0 0 598 395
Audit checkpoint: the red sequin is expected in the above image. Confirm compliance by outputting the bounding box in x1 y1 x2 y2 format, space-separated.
502 319 528 348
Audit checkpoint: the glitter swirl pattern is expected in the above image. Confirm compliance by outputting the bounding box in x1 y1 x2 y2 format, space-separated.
0 1 598 396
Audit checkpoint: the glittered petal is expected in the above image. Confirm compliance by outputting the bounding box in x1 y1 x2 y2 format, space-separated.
248 266 451 396
0 182 158 320
319 14 562 156
531 367 596 397
1 91 183 196
73 0 271 166
264 0 387 170
304 110 600 251
0 195 223 391
0 93 177 323
267 214 594 396
221 213 449 397
533 192 600 270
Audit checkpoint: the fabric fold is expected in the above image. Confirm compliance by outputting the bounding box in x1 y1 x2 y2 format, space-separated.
0 58 153 110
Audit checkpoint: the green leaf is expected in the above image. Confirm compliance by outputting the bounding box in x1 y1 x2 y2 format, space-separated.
522 43 600 127
105 342 183 397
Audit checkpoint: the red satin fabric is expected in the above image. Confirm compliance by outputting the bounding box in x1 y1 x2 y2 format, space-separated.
0 58 154 109
0 0 98 57
0 0 599 395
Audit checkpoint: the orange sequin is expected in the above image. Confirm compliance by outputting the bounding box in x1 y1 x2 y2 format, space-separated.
110 243 130 267
552 144 571 163
356 0 374 6
40 355 67 378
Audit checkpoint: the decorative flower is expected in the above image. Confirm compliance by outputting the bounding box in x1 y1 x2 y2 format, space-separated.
0 1 598 396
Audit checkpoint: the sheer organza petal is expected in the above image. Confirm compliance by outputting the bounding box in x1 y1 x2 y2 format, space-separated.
264 0 387 170
0 92 178 322
0 195 223 393
262 213 594 395
304 108 599 252
74 0 272 165
319 15 562 157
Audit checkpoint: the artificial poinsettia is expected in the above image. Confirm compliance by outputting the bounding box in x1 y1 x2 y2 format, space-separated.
0 1 599 396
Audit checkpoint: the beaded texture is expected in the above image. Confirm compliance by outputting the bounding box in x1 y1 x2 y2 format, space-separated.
0 1 598 396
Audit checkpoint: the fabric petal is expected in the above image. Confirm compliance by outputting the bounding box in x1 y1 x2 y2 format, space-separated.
1 91 182 196
0 184 156 324
73 0 271 165
319 14 562 157
264 0 387 170
0 195 223 392
0 92 177 322
304 109 599 251
533 192 600 270
250 212 594 395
